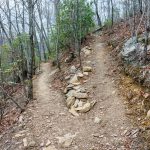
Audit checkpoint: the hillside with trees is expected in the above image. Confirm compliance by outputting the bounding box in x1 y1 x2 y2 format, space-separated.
0 0 150 149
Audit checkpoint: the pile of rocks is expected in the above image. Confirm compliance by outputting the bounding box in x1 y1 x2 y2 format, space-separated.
64 64 96 116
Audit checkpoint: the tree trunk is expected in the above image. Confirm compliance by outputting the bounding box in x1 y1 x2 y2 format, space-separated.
110 0 114 27
94 0 102 27
27 0 35 100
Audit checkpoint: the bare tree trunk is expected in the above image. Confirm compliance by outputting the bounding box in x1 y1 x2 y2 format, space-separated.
144 0 150 64
138 0 143 14
93 0 102 27
54 0 61 70
110 0 114 27
37 2 51 55
27 0 35 100
107 0 111 20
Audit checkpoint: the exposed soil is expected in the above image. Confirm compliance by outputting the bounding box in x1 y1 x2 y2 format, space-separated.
0 34 146 150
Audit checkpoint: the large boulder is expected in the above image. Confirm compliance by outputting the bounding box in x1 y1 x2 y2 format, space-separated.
121 36 150 87
121 37 145 66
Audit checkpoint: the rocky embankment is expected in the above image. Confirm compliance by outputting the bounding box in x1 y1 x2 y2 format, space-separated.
121 36 150 87
120 35 150 148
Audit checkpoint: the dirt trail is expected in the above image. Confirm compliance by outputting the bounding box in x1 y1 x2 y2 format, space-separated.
0 35 139 150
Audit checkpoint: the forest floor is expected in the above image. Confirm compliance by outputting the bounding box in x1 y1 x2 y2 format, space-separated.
0 34 146 150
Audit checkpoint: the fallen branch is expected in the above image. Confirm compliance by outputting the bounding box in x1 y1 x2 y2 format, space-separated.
0 86 24 112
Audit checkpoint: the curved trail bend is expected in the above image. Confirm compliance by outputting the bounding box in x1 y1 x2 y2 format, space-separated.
0 35 138 150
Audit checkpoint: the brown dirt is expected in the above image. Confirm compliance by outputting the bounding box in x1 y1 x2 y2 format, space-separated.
0 35 144 150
